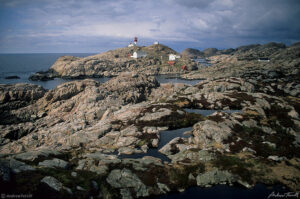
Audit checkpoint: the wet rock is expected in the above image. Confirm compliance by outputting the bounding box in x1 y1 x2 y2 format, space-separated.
29 71 56 81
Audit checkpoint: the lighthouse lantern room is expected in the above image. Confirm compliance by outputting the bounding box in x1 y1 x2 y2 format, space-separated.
134 37 138 45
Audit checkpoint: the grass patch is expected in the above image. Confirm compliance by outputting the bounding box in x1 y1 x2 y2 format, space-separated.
212 154 254 183
226 124 300 158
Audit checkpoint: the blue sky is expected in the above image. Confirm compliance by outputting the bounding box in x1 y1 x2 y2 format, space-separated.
0 0 299 53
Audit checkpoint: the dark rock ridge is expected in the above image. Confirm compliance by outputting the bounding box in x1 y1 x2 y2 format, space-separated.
4 76 20 79
0 42 299 198
183 41 300 80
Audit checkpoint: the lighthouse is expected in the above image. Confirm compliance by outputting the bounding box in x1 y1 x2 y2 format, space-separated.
134 37 138 45
128 37 138 47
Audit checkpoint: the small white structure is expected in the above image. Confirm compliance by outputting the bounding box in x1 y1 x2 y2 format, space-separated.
169 54 181 61
128 42 136 47
154 41 159 45
131 51 147 59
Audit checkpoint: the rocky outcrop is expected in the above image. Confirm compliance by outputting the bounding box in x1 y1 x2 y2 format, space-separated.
181 48 204 58
0 83 46 125
0 83 46 107
1 43 300 198
29 44 197 80
106 168 149 198
203 48 219 57
38 158 69 169
196 169 238 187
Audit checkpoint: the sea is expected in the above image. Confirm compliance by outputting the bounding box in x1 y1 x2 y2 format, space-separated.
0 53 202 89
0 53 291 198
0 53 95 90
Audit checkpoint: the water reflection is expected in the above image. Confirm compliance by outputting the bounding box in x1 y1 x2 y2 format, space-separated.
120 127 193 162
184 109 241 116
155 75 202 85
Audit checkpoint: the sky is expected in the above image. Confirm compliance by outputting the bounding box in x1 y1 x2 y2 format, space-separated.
0 0 299 53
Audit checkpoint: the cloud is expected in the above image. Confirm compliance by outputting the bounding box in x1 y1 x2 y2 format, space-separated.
0 0 299 53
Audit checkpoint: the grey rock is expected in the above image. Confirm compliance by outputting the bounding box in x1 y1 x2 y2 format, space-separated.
157 183 170 194
38 158 69 169
268 155 286 162
159 137 184 156
120 188 133 199
139 108 172 122
0 161 11 182
170 150 215 163
7 159 35 173
14 149 61 161
71 172 77 177
76 186 86 191
91 180 99 191
193 119 234 150
106 168 149 197
242 147 256 154
196 169 237 186
141 145 149 153
41 176 63 192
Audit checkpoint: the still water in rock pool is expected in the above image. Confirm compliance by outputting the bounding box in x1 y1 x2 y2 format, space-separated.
156 184 289 199
120 126 193 162
155 74 201 85
120 109 241 161
184 108 242 115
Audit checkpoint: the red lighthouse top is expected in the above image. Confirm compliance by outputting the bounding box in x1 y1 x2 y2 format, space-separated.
134 37 138 43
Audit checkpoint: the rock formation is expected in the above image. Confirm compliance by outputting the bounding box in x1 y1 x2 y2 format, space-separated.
1 42 300 198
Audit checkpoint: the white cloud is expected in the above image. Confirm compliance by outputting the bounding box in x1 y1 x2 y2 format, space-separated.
0 0 299 52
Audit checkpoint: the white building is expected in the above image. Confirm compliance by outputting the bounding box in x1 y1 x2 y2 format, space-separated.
131 51 147 59
169 54 181 61
128 42 136 47
154 41 159 45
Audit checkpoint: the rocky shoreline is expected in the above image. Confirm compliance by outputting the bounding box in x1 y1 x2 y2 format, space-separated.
1 42 300 198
